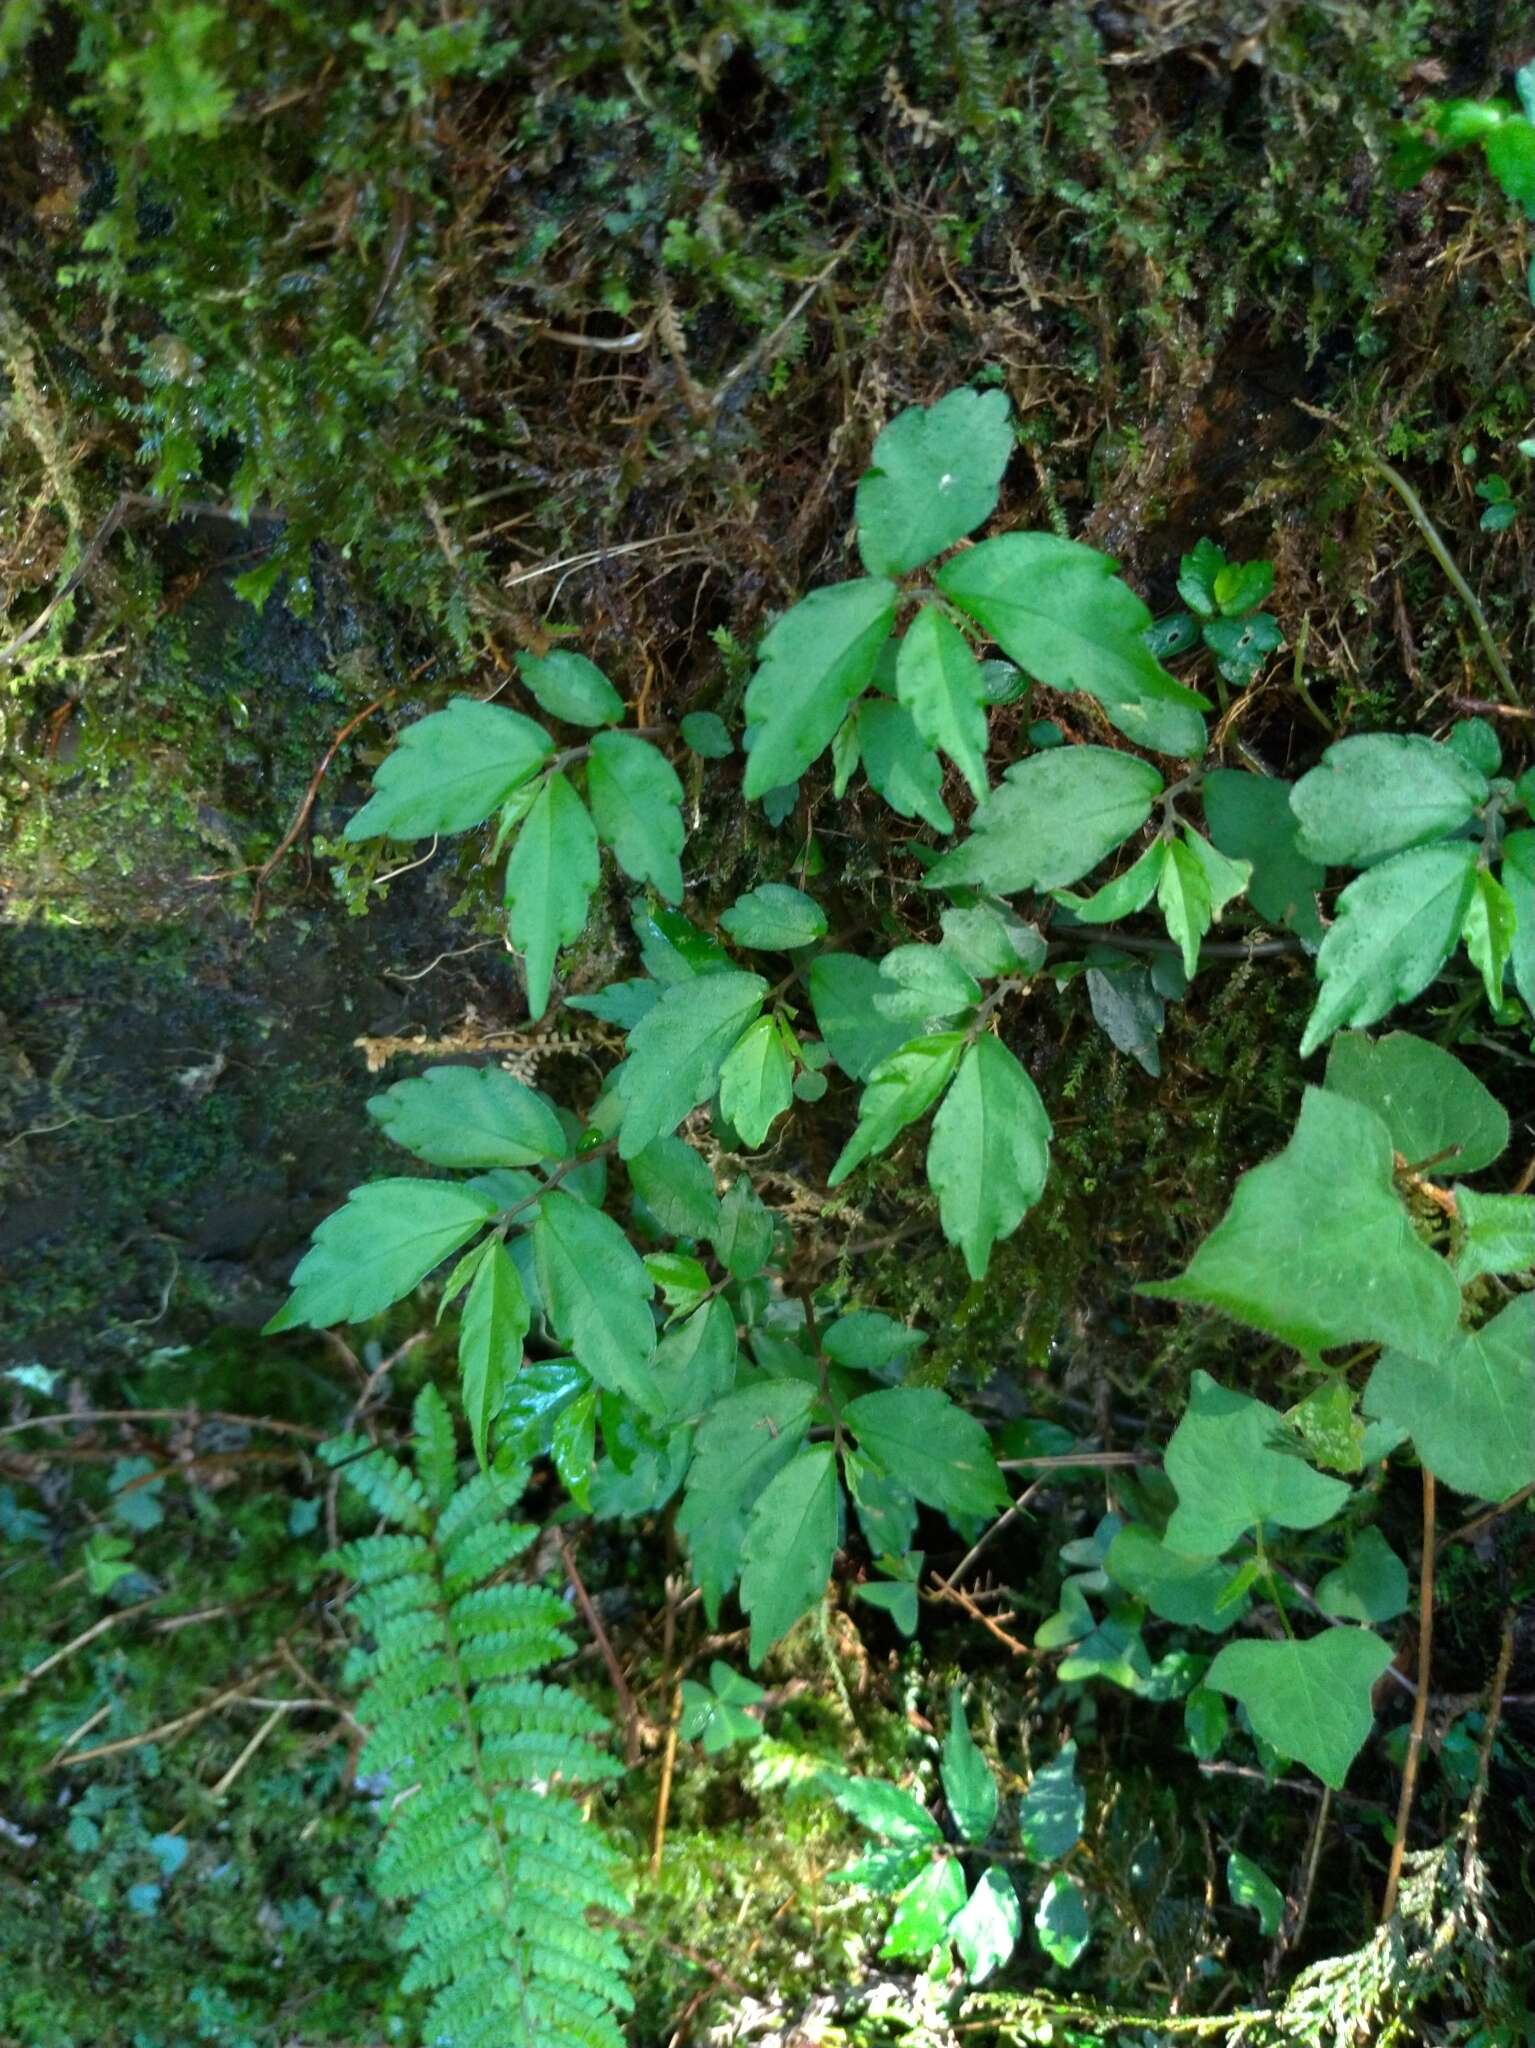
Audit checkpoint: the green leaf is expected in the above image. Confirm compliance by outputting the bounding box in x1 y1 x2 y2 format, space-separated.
856 697 954 832
1227 1851 1285 1937
549 1385 596 1508
586 731 685 902
1155 831 1250 977
895 606 990 800
633 900 734 982
925 747 1164 896
678 1381 815 1619
1462 865 1517 1007
941 1687 998 1844
743 579 898 798
503 770 600 1021
1205 1629 1392 1788
680 710 733 758
1176 538 1226 619
845 1451 919 1560
1501 830 1535 1013
645 1251 711 1311
1447 717 1502 778
823 1312 926 1372
1213 559 1276 616
711 1176 777 1277
367 1064 566 1170
808 954 916 1081
653 1299 738 1422
1162 1372 1351 1556
882 1855 968 1961
719 884 828 951
1104 1524 1250 1630
629 1136 720 1239
719 1016 795 1148
531 1190 659 1410
1054 841 1167 923
940 535 1208 757
940 902 1045 977
855 386 1014 576
614 970 768 1158
1364 1294 1535 1501
820 1771 941 1845
458 1243 528 1469
1035 1575 1095 1650
1202 769 1324 943
873 945 982 1024
1140 1087 1462 1359
927 1036 1051 1280
1288 1379 1366 1475
855 1572 921 1637
680 1661 766 1754
1185 1686 1228 1760
1452 1187 1535 1283
266 1180 496 1332
343 699 552 840
1315 1527 1409 1624
1086 958 1164 1076
1035 1874 1091 1969
739 1444 840 1662
1204 612 1283 685
1323 1030 1508 1174
1017 1740 1084 1862
1290 734 1488 867
951 1868 1022 1984
517 649 625 727
1484 115 1535 211
843 1386 1007 1518
828 1033 966 1187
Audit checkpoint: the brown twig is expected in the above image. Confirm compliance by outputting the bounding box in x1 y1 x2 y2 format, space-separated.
1266 1786 1332 1984
14 1596 162 1690
249 693 390 921
555 1529 643 1764
1466 1610 1516 1838
926 1574 1035 1657
1439 1480 1535 1554
651 1572 684 1877
55 1662 282 1765
1381 1468 1436 1923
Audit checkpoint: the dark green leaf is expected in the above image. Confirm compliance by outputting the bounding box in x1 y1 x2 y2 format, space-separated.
941 1687 998 1844
531 1190 659 1410
743 579 898 798
856 697 954 832
808 953 915 1081
1017 1740 1084 1862
740 1444 840 1662
614 971 767 1158
828 1033 966 1187
628 1136 720 1239
1035 1874 1090 1968
1202 768 1324 943
928 1036 1051 1280
843 1386 1007 1518
458 1243 528 1468
503 770 600 1020
1227 1851 1285 1937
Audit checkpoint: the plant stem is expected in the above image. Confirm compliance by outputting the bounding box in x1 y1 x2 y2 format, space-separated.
1380 1467 1435 1922
1369 459 1524 707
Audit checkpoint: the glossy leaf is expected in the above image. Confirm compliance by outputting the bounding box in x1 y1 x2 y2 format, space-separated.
1205 1629 1392 1788
614 971 767 1158
586 731 685 902
344 698 552 840
1162 1373 1351 1557
1289 734 1487 866
1300 841 1478 1056
458 1243 528 1468
367 1064 566 1170
925 746 1164 897
1364 1294 1535 1500
927 1036 1052 1279
1017 1740 1084 1862
628 1136 720 1239
820 1771 940 1845
503 770 600 1021
895 606 990 800
855 385 1013 576
951 1868 1022 1983
267 1180 496 1332
739 1444 839 1662
742 578 898 798
1227 1851 1285 1937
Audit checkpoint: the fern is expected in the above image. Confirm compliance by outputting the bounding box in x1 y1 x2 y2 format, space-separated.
324 1389 631 2048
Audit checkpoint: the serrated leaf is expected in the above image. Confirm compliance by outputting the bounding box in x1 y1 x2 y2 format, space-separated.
1227 1851 1285 1937
896 606 990 800
1017 1740 1084 1862
1323 1030 1508 1174
939 534 1208 757
925 747 1164 896
711 1176 776 1277
614 971 768 1158
927 1036 1051 1280
266 1180 495 1332
1162 1372 1351 1556
719 884 827 951
740 1444 840 1662
629 1136 720 1239
1140 1087 1462 1359
1205 1629 1392 1788
1202 769 1324 943
873 944 982 1024
1213 559 1276 616
1301 839 1479 1055
1104 1524 1250 1630
843 1386 1007 1518
517 649 625 727
367 1063 566 1169
845 1452 918 1557
503 770 600 1021
586 731 685 901
808 953 915 1081
1290 734 1487 866
855 386 1014 576
653 1298 738 1423
743 579 898 798
680 710 733 758
822 1313 926 1372
1462 864 1517 1007
344 698 552 840
531 1190 658 1410
820 1771 941 1845
1315 1527 1409 1623
458 1243 528 1468
856 697 954 832
828 1033 966 1187
1054 841 1167 923
1452 1187 1535 1283
678 1381 816 1619
1156 836 1212 979
1364 1294 1535 1500
1035 1874 1090 1968
719 1016 795 1148
882 1855 969 1961
941 1688 998 1844
1502 829 1535 1013
951 1868 1022 1983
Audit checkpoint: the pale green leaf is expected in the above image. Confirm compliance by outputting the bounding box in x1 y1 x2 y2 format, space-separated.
1462 865 1517 1008
743 579 898 798
808 954 915 1081
266 1180 496 1332
1202 768 1324 942
586 731 685 901
344 699 552 840
740 1444 840 1663
1315 1527 1409 1623
940 902 1046 977
503 770 600 1021
951 1868 1022 1983
927 1036 1051 1280
895 607 990 800
873 944 982 1024
941 1687 998 1844
1452 1187 1535 1283
1289 734 1487 866
1140 1087 1462 1358
827 1032 966 1187
1364 1294 1535 1500
925 747 1164 896
517 649 625 727
842 1386 1007 1518
1300 841 1478 1056
1104 1523 1250 1629
1157 836 1213 979
531 1190 659 1410
820 1771 941 1845
1502 830 1535 1013
882 1855 968 1960
1162 1372 1351 1556
1182 827 1252 914
1205 1629 1392 1788
856 697 954 832
614 970 767 1158
458 1243 528 1469
939 534 1209 758
367 1063 566 1169
822 1312 926 1372
1017 1740 1084 1862
1053 841 1166 923
1035 1873 1091 1969
1227 1851 1285 1937
628 1136 720 1239
1323 1030 1508 1174
855 386 1014 576
719 1015 795 1148
719 884 827 950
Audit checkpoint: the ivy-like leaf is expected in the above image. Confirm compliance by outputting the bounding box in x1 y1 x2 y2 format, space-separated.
843 1386 1007 1518
586 731 685 902
927 1036 1051 1280
925 747 1164 896
458 1242 528 1469
266 1180 496 1332
938 535 1209 758
1289 734 1487 866
1451 1187 1535 1283
896 605 990 800
503 770 600 1021
827 1033 966 1186
718 1016 795 1148
1314 1527 1409 1624
1104 1524 1250 1630
1364 1294 1535 1501
941 1687 998 1844
1162 1373 1351 1557
1300 841 1479 1056
367 1064 566 1170
855 386 1014 577
344 698 552 840
517 649 625 727
531 1190 659 1411
739 1444 840 1663
1204 1629 1392 1788
742 579 898 798
614 971 768 1158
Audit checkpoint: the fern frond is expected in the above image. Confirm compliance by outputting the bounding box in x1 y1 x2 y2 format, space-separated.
328 1420 630 2048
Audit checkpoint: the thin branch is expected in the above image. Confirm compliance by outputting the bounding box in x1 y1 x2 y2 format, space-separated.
1368 458 1523 707
555 1530 644 1764
1381 1468 1435 1922
249 694 391 921
0 1406 328 1445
